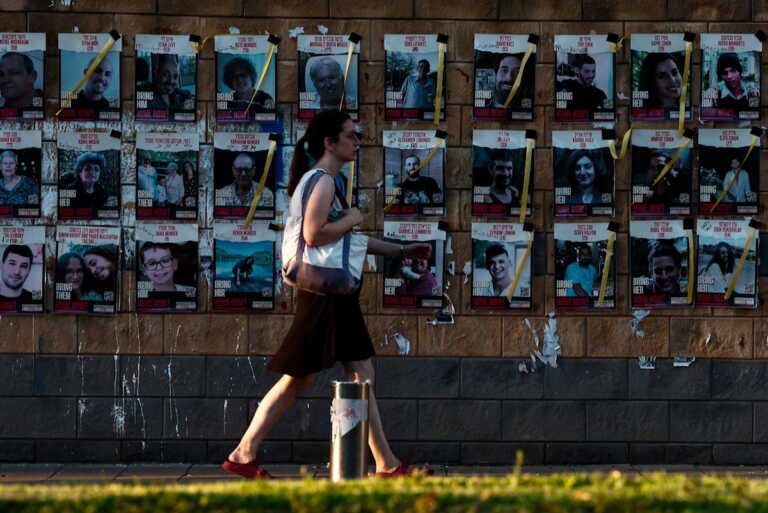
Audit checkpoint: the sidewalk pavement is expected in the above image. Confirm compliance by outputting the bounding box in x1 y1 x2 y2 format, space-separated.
2 464 768 483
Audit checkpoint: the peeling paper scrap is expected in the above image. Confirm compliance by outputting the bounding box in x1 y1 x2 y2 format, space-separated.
673 356 696 367
638 356 656 370
631 309 651 338
617 92 628 100
317 25 329 35
592 121 614 129
392 333 410 355
446 236 453 254
228 27 240 34
523 318 541 348
289 27 305 38
541 312 560 368
518 362 529 374
447 261 455 276
462 261 471 284
366 254 377 272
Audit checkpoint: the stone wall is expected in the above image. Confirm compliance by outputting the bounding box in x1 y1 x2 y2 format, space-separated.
2 0 768 464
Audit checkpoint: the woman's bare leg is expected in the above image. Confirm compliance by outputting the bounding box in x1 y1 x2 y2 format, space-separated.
343 359 399 472
228 373 316 463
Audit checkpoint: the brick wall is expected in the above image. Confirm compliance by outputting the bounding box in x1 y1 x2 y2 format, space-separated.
2 0 768 464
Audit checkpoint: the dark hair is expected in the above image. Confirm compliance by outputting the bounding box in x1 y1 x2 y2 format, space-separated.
84 245 117 270
566 149 606 194
223 57 255 89
417 59 430 71
571 54 596 69
1 52 35 74
704 241 735 275
489 149 515 164
55 252 83 284
287 110 351 195
493 53 522 73
639 52 682 107
83 245 117 293
2 244 32 263
717 52 742 77
648 241 681 269
484 244 508 265
139 241 176 267
75 152 106 174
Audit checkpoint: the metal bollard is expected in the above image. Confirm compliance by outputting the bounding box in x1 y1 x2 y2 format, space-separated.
330 381 370 481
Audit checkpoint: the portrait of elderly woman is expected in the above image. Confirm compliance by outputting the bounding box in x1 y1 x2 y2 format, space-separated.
0 150 38 206
222 57 274 112
64 152 109 210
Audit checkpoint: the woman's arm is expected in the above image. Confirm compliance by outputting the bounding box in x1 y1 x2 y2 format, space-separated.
367 238 433 259
303 174 363 247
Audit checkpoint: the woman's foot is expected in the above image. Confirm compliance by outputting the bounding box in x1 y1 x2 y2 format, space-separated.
375 461 433 478
222 459 273 479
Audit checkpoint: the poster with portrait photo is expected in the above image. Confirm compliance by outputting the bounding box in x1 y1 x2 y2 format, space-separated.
383 130 445 217
630 220 689 308
698 128 759 215
554 223 615 310
213 132 276 220
696 219 757 308
0 33 45 121
700 33 762 122
385 34 446 122
471 222 531 310
135 222 198 313
0 129 41 218
383 221 445 309
57 131 121 221
555 35 614 122
631 129 693 217
136 132 198 221
473 34 535 121
553 131 614 217
135 34 197 123
630 34 692 122
472 130 533 218
298 34 358 121
58 33 121 121
213 222 276 312
215 35 277 123
54 225 119 314
0 226 44 314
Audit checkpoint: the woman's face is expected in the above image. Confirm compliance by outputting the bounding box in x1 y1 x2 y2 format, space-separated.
231 67 254 96
718 245 730 261
332 119 360 163
142 247 176 286
79 162 101 187
84 253 113 281
574 156 596 187
1 156 17 179
184 162 194 178
653 58 682 105
65 256 84 288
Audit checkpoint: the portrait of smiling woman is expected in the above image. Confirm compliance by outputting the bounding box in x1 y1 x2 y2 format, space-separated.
639 52 683 109
565 149 610 205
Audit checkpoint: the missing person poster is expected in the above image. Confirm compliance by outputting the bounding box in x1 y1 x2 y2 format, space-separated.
471 222 531 310
54 225 119 314
136 222 198 313
57 130 121 221
0 129 41 218
298 34 358 120
553 130 614 217
213 132 276 220
555 35 615 122
58 33 121 121
472 130 533 218
136 132 198 221
555 223 615 310
135 34 197 122
383 130 445 217
385 34 446 122
630 220 689 308
213 222 276 312
698 128 759 215
700 33 763 122
630 34 692 121
383 221 445 309
0 33 45 121
473 34 535 121
215 35 276 123
0 226 44 314
631 129 693 216
696 219 758 308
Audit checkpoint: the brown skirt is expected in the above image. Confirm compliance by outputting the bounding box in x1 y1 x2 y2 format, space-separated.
267 288 375 378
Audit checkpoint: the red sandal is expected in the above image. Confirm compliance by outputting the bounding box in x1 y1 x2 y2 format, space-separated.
222 459 273 479
374 461 433 478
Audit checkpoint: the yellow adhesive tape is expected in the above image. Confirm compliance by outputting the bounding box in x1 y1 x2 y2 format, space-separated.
243 138 277 228
502 42 536 109
649 137 692 188
518 138 534 223
597 231 616 306
346 160 355 206
433 41 447 126
339 41 356 111
725 226 756 301
686 229 695 305
607 128 632 160
507 231 534 303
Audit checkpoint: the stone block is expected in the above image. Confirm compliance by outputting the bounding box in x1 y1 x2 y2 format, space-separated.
586 316 668 357
36 440 120 463
389 442 461 463
0 440 34 462
0 356 33 396
418 400 501 441
159 0 242 16
80 356 119 396
244 0 328 16
379 399 418 440
582 0 666 19
414 0 497 19
502 316 585 358
461 358 545 399
668 0 750 20
33 356 81 396
330 0 412 17
34 315 77 353
669 318 753 358
375 357 460 398
265 398 330 440
164 398 248 440
502 401 585 441
0 317 35 353
629 358 711 400
0 398 76 438
544 359 628 399
670 402 752 442
417 316 502 357
499 0 581 20
364 315 420 356
711 360 768 400
120 355 205 397
713 444 768 465
249 314 293 355
206 356 274 397
586 401 668 441
78 397 164 439
545 443 628 464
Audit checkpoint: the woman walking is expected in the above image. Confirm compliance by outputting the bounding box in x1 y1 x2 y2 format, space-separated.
223 110 431 479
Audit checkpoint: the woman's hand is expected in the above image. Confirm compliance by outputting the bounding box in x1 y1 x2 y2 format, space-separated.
403 243 432 260
341 207 364 226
